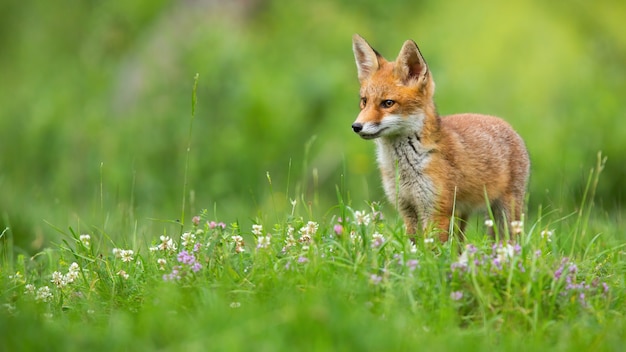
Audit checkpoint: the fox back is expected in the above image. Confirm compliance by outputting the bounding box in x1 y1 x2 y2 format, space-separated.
351 34 530 242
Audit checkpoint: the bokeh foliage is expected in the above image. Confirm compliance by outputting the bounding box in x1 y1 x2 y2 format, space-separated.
1 0 625 251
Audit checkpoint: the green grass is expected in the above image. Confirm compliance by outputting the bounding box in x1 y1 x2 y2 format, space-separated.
1 175 625 351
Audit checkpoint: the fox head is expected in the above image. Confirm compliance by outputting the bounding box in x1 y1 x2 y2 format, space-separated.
351 34 436 139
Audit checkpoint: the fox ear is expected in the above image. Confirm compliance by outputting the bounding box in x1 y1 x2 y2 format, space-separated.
395 40 430 86
352 34 381 82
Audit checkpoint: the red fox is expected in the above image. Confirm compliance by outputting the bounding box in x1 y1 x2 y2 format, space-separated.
351 34 530 242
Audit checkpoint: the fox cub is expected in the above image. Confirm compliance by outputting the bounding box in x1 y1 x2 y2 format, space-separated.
351 34 530 242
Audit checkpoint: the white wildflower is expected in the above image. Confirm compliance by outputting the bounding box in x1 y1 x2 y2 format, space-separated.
159 235 177 251
68 262 80 273
51 271 66 288
354 210 371 226
484 219 494 227
541 230 553 242
120 249 134 263
35 286 53 302
181 232 196 247
117 270 129 280
256 235 271 249
299 221 319 236
231 235 245 253
510 220 524 234
252 224 263 236
282 231 296 252
157 258 167 270
79 234 91 247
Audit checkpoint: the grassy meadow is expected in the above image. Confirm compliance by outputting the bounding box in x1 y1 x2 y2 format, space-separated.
1 0 626 350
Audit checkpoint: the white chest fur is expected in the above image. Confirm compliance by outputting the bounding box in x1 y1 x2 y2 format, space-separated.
376 135 437 224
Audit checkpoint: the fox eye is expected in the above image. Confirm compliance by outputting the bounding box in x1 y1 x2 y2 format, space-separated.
381 99 395 108
360 97 367 108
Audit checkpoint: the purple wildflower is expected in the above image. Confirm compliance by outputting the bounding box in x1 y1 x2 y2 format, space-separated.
393 253 403 265
333 224 343 236
492 257 503 271
191 262 202 273
177 250 196 265
297 256 309 264
407 259 419 272
163 265 183 281
369 274 383 285
450 291 463 301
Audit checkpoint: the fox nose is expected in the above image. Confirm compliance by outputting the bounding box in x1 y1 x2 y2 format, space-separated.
352 123 363 133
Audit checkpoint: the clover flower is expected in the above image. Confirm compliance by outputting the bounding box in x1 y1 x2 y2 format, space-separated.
450 291 464 301
177 250 196 265
163 251 202 281
252 224 263 236
157 258 167 270
149 236 178 252
51 262 81 288
79 234 91 247
181 232 196 247
231 235 245 253
35 286 53 302
354 210 371 226
298 222 318 250
371 232 385 249
114 248 135 262
208 221 226 230
333 224 343 236
117 270 129 280
256 235 271 249
67 262 80 281
178 251 202 273
51 271 65 288
299 221 319 237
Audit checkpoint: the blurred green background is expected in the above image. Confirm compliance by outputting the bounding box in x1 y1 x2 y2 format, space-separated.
1 0 625 251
